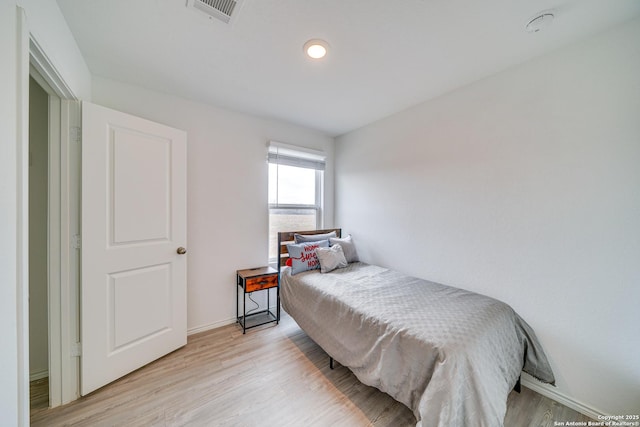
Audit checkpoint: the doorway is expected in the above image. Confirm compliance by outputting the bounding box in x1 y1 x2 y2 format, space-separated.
27 62 82 411
28 75 50 415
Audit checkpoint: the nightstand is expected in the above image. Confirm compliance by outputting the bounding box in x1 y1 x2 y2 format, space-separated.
236 266 279 334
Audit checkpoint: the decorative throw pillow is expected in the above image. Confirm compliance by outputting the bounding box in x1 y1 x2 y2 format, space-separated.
286 240 329 275
329 235 359 263
294 231 337 244
315 244 348 273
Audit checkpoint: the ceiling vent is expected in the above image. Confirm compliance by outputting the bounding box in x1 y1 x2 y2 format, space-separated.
186 0 243 24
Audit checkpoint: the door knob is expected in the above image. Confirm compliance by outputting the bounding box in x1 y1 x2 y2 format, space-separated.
177 247 187 255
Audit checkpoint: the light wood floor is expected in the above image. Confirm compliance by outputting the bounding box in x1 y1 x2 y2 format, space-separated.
31 313 593 426
30 376 49 413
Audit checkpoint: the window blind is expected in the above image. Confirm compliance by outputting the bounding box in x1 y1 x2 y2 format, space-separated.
267 141 325 171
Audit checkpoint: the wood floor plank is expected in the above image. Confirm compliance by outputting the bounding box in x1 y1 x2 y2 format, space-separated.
29 376 49 418
32 313 593 426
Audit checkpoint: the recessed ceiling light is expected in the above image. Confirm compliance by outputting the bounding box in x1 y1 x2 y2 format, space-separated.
526 12 555 33
304 39 329 59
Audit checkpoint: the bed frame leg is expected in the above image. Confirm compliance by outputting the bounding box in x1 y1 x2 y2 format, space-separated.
329 357 334 370
514 376 521 393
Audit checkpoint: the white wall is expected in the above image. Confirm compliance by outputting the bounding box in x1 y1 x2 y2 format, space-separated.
28 77 49 380
335 18 640 416
0 3 21 424
92 76 335 332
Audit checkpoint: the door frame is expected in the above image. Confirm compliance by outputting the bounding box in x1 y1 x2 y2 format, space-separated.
27 30 81 407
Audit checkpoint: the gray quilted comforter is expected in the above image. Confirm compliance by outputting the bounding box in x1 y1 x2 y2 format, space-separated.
280 262 555 427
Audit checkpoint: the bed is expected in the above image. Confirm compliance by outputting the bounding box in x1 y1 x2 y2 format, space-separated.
277 229 555 427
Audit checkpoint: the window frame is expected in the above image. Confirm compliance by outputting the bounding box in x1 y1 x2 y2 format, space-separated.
268 169 324 227
268 142 325 263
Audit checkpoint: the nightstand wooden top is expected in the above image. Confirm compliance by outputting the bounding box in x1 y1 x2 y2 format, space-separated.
236 266 278 279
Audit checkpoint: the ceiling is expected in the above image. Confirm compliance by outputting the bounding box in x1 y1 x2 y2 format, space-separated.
56 0 640 136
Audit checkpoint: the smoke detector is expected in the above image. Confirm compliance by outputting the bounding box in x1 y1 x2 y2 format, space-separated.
526 12 555 33
186 0 244 24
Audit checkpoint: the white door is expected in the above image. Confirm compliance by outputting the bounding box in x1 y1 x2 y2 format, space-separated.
81 102 187 395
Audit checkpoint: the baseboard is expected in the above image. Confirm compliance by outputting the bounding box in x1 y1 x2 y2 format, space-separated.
30 368 48 382
187 306 280 336
187 316 237 336
521 374 607 420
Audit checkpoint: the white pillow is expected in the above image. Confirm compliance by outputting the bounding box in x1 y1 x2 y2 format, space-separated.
329 235 359 263
315 244 348 273
294 231 337 243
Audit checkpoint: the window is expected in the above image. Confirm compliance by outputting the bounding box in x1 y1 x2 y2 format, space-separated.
268 142 325 261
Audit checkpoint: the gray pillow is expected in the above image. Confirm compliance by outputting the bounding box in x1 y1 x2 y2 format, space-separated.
315 244 348 273
286 240 329 275
294 231 337 244
329 235 359 263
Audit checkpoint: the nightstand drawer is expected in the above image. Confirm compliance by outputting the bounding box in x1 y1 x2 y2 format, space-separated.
245 275 277 292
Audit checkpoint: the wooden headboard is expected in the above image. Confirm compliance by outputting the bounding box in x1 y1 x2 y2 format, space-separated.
277 228 342 270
